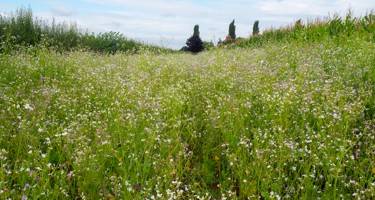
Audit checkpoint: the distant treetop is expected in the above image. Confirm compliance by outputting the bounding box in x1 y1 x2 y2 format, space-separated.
229 19 236 39
253 20 260 36
194 25 200 36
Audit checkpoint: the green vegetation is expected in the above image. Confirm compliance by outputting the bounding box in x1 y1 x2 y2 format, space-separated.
231 12 375 49
183 25 204 53
229 19 236 40
253 20 260 36
1 7 375 200
0 6 172 54
193 25 200 37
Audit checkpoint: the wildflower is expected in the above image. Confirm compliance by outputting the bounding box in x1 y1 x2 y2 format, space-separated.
35 176 40 183
23 183 30 191
65 171 74 180
55 132 68 137
22 194 28 199
333 113 340 119
24 104 34 110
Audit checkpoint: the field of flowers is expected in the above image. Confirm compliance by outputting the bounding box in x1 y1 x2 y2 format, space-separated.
1 35 375 199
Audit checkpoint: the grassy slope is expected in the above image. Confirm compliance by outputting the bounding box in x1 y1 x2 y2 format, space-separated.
1 20 375 200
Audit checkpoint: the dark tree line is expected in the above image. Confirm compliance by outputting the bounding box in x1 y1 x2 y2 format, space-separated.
183 20 260 53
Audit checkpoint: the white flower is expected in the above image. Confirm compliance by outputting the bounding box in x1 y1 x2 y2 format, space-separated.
24 104 34 110
55 132 68 137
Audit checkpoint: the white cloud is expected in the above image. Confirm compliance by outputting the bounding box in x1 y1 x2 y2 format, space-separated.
50 7 76 17
259 0 375 17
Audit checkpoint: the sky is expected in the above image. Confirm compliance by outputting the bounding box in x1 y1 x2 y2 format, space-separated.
1 0 374 49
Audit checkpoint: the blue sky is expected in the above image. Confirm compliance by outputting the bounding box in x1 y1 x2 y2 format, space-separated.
1 0 374 49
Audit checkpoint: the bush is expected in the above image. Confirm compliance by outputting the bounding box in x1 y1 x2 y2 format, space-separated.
186 35 203 53
203 41 215 50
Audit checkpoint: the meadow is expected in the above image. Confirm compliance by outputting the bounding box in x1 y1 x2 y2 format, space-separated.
1 11 375 200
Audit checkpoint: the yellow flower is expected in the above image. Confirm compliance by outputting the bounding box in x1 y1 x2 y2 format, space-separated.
214 156 220 161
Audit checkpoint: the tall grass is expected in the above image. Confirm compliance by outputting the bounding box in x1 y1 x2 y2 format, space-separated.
1 8 375 200
232 10 375 49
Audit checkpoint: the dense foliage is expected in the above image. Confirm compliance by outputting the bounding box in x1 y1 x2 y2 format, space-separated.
183 25 204 53
185 34 204 53
229 19 236 40
193 25 200 37
253 20 260 36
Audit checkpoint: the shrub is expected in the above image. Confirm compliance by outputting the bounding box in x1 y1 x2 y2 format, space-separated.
203 41 215 50
186 35 203 53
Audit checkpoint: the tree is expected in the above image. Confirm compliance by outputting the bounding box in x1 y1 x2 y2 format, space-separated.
217 38 222 45
228 19 236 39
185 24 203 53
193 25 200 36
186 35 203 53
253 20 260 36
